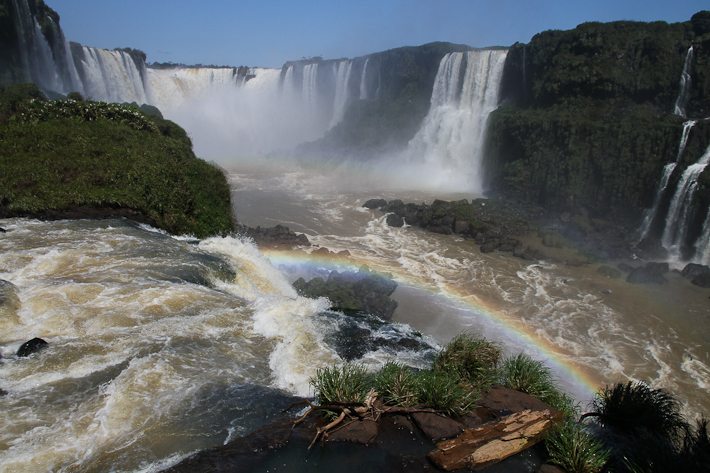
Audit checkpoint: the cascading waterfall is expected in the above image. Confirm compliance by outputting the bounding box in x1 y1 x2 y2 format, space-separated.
359 58 370 100
302 63 319 108
146 66 245 110
673 46 694 118
638 120 696 241
695 210 710 265
9 0 82 94
405 49 508 193
73 46 148 103
661 144 710 261
329 60 353 128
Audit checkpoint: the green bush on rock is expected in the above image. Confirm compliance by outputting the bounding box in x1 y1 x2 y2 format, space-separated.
0 84 234 237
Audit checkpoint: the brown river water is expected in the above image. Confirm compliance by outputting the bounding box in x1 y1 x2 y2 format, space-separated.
0 164 707 472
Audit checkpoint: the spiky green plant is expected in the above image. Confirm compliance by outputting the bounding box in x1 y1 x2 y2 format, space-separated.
500 353 556 397
581 382 688 439
415 369 477 416
310 363 370 405
433 333 501 388
546 421 609 473
373 362 418 407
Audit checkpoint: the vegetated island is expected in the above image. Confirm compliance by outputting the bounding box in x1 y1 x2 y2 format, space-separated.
0 83 234 238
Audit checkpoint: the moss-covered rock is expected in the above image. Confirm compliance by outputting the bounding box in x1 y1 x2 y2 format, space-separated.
487 12 710 236
0 84 234 237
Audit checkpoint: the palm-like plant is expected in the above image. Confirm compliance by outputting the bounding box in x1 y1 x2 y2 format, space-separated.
546 421 609 473
580 382 687 439
433 333 501 388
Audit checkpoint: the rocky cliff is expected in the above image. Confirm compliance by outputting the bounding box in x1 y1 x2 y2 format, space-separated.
485 12 710 256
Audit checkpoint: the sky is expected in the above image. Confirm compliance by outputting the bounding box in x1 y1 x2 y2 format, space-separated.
49 0 708 68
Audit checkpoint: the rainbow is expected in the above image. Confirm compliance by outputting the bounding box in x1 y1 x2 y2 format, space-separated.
262 246 602 400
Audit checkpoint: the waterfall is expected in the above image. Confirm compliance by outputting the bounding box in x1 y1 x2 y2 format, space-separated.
638 120 696 241
359 58 369 100
302 63 319 108
9 0 81 94
695 210 710 265
661 144 710 260
146 66 243 110
673 46 694 118
405 49 508 193
329 60 353 128
72 46 148 103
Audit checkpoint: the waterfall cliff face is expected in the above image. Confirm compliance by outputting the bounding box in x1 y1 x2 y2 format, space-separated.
673 46 694 118
405 49 507 193
72 45 149 103
6 0 82 94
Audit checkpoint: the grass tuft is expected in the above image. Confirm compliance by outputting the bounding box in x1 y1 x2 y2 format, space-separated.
310 363 370 405
546 421 609 473
415 369 477 416
434 333 500 389
373 362 418 407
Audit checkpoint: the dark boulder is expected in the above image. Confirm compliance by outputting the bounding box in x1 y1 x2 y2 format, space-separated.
0 388 7 396
237 224 309 248
363 198 387 210
480 239 501 253
293 268 398 319
386 213 404 227
0 227 6 233
681 263 710 288
17 337 48 357
626 262 669 284
410 413 464 442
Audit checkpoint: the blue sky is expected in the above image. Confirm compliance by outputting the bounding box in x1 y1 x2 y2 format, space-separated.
49 1 707 67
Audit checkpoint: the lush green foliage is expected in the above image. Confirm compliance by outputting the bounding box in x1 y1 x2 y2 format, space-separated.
13 98 159 132
0 84 234 237
373 361 419 407
433 333 501 389
585 382 687 437
546 421 609 473
414 369 478 416
310 364 370 405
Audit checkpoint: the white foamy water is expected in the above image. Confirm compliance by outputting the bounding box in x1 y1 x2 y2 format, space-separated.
0 218 352 471
232 168 710 420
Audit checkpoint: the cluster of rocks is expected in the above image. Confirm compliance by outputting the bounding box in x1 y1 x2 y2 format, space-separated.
364 198 544 260
167 386 563 473
597 261 710 288
236 224 310 248
293 267 398 319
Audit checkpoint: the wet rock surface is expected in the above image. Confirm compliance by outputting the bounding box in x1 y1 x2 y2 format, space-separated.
237 224 310 248
626 262 669 284
294 268 398 319
168 386 552 473
16 337 48 357
681 263 710 288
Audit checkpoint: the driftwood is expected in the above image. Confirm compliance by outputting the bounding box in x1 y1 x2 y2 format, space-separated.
428 408 563 471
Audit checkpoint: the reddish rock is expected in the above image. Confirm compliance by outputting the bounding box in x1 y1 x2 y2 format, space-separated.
411 412 464 442
479 386 552 418
327 419 378 444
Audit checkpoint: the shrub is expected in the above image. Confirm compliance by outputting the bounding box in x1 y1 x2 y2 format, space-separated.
373 362 418 407
415 369 477 416
582 382 687 438
310 363 370 405
546 421 609 473
434 333 500 388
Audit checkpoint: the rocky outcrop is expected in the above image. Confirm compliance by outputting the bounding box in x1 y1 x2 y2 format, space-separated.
237 224 310 248
681 262 710 287
16 337 48 357
486 12 710 237
293 268 397 319
365 197 538 259
626 262 670 284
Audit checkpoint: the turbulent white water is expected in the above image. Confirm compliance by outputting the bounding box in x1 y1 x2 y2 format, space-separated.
673 46 694 118
359 58 370 100
0 217 437 471
662 145 710 261
405 49 508 193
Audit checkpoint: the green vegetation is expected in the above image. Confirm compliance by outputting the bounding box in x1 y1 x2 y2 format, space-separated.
414 369 477 415
433 333 501 389
310 364 370 405
545 421 610 473
487 12 710 224
373 361 418 407
0 83 234 237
